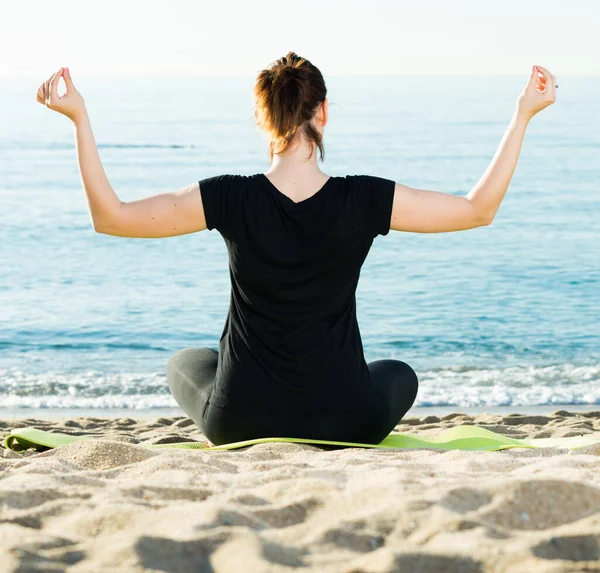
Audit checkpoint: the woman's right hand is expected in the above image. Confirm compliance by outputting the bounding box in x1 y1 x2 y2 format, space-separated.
36 67 87 123
516 64 557 121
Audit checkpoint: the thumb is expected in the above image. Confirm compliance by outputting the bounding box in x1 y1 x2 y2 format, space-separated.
63 67 76 93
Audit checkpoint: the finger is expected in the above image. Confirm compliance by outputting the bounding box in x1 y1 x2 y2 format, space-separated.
534 67 555 96
535 65 556 83
44 74 54 103
63 66 76 94
539 77 555 98
530 65 538 80
44 78 52 105
536 65 556 92
50 68 64 102
43 71 55 99
534 65 549 82
535 65 552 77
546 78 556 99
535 64 554 77
530 65 544 88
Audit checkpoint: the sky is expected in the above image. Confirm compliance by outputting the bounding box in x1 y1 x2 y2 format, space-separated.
0 0 597 77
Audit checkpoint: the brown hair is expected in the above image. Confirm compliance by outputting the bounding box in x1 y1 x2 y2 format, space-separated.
253 51 327 163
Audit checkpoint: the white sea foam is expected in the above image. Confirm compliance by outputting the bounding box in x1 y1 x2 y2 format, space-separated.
1 363 598 409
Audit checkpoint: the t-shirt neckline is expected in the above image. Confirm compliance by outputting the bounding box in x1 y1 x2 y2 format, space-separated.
258 173 334 210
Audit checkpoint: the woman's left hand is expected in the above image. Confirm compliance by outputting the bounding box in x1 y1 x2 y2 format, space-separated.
36 67 87 122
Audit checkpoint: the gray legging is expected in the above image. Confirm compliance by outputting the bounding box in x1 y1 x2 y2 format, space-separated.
166 348 418 446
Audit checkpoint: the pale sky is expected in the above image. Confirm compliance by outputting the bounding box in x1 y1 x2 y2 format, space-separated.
0 0 597 77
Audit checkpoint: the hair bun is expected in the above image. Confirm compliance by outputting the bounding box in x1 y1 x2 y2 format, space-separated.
275 64 305 83
253 52 327 162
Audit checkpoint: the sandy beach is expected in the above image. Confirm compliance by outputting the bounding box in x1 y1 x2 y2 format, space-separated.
1 410 600 572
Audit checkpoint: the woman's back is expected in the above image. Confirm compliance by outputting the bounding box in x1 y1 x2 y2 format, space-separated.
37 51 557 444
199 172 395 415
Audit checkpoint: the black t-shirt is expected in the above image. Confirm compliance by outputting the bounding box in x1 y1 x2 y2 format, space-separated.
198 172 395 415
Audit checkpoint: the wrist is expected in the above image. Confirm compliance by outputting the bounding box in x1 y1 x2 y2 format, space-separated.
513 108 531 128
70 107 89 127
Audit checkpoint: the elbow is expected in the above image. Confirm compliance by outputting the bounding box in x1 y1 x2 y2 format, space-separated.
92 204 122 235
467 198 494 228
478 213 494 227
93 220 119 235
92 221 109 234
92 216 118 235
92 214 109 234
472 205 495 227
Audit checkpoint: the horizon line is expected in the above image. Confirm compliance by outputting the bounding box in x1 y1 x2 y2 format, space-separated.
1 72 596 79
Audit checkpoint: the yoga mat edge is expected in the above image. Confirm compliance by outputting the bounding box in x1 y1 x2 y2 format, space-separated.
5 426 600 454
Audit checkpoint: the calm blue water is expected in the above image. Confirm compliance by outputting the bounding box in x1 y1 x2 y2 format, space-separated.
1 75 598 409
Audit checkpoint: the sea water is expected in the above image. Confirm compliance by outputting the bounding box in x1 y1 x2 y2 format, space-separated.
0 75 598 409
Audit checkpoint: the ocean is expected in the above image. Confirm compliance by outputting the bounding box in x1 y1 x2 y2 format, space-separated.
1 74 598 411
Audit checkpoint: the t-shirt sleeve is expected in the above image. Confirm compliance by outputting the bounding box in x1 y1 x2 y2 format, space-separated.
351 174 396 237
198 174 239 235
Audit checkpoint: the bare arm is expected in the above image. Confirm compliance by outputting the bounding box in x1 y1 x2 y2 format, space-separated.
71 110 120 232
390 110 529 233
390 64 557 233
38 67 207 238
465 110 529 223
73 110 206 238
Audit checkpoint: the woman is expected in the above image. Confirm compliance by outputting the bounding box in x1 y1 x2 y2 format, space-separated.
37 53 557 446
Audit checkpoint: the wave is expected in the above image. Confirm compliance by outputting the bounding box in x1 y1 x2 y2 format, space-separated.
97 143 194 149
6 142 195 151
0 341 169 352
0 363 598 409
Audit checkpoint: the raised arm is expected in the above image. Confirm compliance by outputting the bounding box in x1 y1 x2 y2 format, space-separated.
390 64 557 233
37 67 207 238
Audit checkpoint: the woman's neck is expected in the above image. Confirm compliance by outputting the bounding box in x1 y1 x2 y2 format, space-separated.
265 140 325 180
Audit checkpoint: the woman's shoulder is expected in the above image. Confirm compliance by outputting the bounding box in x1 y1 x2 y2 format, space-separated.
344 174 395 183
199 173 262 193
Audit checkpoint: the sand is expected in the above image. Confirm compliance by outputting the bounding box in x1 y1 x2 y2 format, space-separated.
1 410 600 572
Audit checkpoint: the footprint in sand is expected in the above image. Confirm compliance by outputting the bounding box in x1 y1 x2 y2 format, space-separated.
532 534 600 561
479 480 600 530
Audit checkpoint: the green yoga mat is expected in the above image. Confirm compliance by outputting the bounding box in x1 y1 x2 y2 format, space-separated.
4 425 600 453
